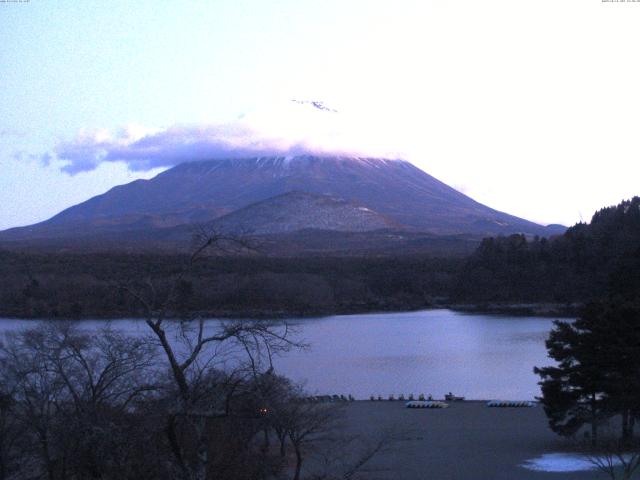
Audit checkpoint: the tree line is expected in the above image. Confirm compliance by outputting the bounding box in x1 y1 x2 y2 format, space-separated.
3 198 639 320
0 251 459 319
454 197 640 305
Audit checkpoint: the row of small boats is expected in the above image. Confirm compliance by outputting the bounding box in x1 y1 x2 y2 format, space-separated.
405 400 536 409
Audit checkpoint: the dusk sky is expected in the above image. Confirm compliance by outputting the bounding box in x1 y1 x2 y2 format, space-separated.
2 0 639 230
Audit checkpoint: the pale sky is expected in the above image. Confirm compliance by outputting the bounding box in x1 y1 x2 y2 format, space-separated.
1 0 639 230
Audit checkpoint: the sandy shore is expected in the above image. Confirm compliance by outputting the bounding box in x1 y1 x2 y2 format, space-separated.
335 401 604 480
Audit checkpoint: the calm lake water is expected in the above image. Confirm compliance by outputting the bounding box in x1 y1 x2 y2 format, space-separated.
0 309 560 400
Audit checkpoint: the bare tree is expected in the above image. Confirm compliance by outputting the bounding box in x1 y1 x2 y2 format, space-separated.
262 378 399 480
1 326 73 479
286 401 344 480
0 322 159 480
0 378 21 480
309 432 398 480
119 229 301 480
582 427 640 480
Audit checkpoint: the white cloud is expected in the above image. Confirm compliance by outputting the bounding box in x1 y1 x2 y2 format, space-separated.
53 100 407 174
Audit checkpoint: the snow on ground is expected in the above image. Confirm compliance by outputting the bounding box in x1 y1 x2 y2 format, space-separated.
520 453 612 472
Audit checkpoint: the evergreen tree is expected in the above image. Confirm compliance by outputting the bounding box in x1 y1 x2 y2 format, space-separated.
583 303 640 443
535 302 640 445
534 317 608 444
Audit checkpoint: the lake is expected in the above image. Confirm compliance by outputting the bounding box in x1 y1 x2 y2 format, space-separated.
0 309 560 400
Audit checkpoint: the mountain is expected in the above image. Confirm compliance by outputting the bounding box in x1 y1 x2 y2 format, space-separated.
0 155 565 250
210 191 399 235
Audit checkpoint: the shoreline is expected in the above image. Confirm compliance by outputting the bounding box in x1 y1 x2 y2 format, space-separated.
0 302 579 321
448 302 580 318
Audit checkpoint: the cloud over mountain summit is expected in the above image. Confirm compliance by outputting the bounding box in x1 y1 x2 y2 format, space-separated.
52 100 405 174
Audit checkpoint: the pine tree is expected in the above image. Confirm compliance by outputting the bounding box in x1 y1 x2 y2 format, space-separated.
535 302 640 445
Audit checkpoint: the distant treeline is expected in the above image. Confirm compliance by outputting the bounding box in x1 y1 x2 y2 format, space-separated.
453 197 640 305
1 197 638 319
0 252 460 319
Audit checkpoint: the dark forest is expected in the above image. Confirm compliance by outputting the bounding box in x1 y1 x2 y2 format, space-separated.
0 197 638 319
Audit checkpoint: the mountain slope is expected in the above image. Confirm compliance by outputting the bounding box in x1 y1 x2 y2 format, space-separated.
210 191 399 235
0 155 565 244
